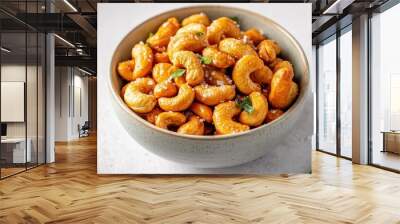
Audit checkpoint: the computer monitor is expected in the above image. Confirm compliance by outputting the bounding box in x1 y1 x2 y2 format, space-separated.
1 123 7 137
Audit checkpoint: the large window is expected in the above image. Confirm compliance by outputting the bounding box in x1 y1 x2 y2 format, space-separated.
317 36 337 154
316 25 353 159
339 28 352 158
370 3 400 171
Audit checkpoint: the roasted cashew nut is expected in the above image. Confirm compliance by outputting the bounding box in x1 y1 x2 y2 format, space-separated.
167 32 208 59
117 60 135 81
207 17 241 45
218 38 258 60
243 28 265 45
152 63 177 83
176 23 207 36
158 83 195 111
155 111 186 130
144 107 163 124
213 101 250 135
120 83 129 98
173 76 186 88
177 115 205 135
257 39 281 63
268 57 283 68
154 81 178 98
202 46 235 69
272 60 294 74
131 42 154 79
269 67 298 109
194 84 236 106
232 55 264 94
287 82 299 107
123 77 156 113
171 51 204 86
204 67 233 86
190 102 213 123
146 17 180 52
154 52 170 63
265 109 284 123
251 65 273 85
239 92 268 127
182 12 211 26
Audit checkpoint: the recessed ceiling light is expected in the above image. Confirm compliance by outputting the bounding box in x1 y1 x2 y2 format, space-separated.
77 67 93 76
63 0 78 12
1 47 11 53
54 34 75 48
323 0 355 15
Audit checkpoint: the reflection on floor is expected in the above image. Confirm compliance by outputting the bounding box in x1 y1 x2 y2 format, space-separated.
1 135 400 223
0 167 25 178
0 162 41 178
373 150 400 171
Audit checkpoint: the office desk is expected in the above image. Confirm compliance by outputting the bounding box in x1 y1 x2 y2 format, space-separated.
1 138 31 163
381 131 400 154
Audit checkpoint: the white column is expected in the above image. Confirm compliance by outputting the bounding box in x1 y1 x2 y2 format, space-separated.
46 32 55 163
352 14 369 164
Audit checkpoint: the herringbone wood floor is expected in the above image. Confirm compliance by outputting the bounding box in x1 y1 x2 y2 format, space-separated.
1 135 400 224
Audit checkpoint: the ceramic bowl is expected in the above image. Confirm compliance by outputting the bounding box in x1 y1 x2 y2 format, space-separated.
108 5 309 168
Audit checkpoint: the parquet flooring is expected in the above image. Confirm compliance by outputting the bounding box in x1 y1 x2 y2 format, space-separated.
1 135 400 223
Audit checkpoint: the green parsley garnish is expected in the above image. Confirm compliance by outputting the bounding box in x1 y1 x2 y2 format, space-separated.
236 96 254 113
195 32 204 37
200 56 212 65
230 16 239 24
168 69 185 81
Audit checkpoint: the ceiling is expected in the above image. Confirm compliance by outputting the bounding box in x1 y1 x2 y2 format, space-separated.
0 0 392 74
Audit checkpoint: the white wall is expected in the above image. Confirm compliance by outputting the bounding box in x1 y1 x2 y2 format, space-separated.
54 67 89 141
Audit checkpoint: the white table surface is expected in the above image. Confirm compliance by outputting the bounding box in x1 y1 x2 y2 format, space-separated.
97 3 313 174
1 137 26 143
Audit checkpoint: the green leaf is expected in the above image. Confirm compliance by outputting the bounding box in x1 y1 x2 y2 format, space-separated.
195 31 204 37
200 56 212 65
168 69 185 81
236 96 254 113
230 16 239 24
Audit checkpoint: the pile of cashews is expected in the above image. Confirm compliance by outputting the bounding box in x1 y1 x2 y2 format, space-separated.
117 13 299 136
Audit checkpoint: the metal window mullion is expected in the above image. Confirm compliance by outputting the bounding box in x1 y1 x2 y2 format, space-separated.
34 0 38 167
316 45 320 150
367 11 373 165
336 29 341 157
24 0 28 171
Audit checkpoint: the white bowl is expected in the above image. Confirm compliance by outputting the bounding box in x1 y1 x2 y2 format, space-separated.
108 5 310 168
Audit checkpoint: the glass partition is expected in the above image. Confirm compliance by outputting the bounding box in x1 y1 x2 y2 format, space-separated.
1 30 28 178
0 1 46 179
